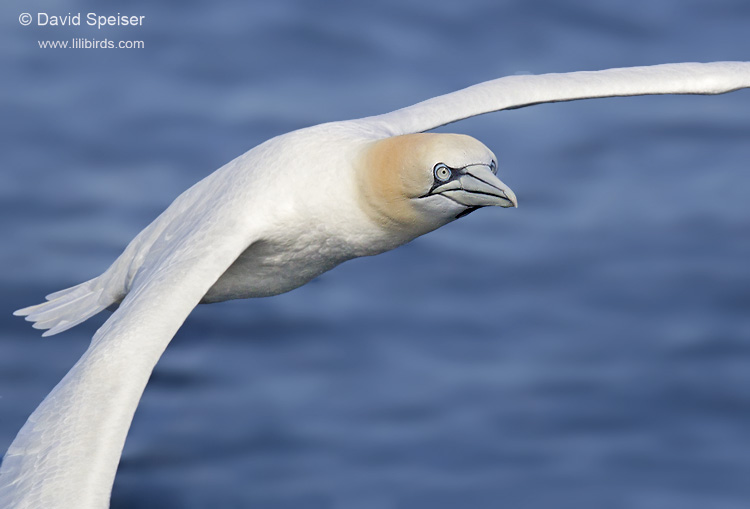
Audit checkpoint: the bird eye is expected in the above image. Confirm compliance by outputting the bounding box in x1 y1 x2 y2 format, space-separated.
434 163 452 182
489 160 497 174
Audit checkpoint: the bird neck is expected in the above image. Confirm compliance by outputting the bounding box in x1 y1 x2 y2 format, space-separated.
354 136 434 238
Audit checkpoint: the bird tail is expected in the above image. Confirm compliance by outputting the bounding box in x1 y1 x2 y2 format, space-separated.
13 278 111 337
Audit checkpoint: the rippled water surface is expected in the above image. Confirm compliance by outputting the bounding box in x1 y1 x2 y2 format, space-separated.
1 1 749 508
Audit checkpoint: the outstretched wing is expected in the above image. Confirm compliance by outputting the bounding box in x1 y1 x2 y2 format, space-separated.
365 62 750 135
0 183 262 508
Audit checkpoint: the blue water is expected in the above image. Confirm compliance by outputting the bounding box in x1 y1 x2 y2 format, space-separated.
2 1 750 507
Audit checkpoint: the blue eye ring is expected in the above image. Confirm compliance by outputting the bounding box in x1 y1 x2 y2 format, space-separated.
489 160 497 174
434 163 452 182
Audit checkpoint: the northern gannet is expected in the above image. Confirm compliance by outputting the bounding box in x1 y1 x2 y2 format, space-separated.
1 62 749 508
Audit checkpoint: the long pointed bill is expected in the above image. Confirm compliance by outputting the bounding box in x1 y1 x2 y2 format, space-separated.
435 165 517 208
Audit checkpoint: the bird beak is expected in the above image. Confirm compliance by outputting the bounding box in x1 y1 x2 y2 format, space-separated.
433 165 518 208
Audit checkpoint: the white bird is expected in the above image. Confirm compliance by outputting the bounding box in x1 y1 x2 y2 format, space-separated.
1 62 749 508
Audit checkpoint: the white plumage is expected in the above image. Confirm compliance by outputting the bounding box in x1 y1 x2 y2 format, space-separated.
1 62 749 508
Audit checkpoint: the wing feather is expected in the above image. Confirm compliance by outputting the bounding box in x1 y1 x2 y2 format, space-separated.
366 62 750 135
0 199 260 508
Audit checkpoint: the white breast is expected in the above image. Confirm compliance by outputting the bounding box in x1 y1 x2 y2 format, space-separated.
156 123 394 303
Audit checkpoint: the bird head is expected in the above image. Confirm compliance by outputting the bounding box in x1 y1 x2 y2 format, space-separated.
357 133 516 237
